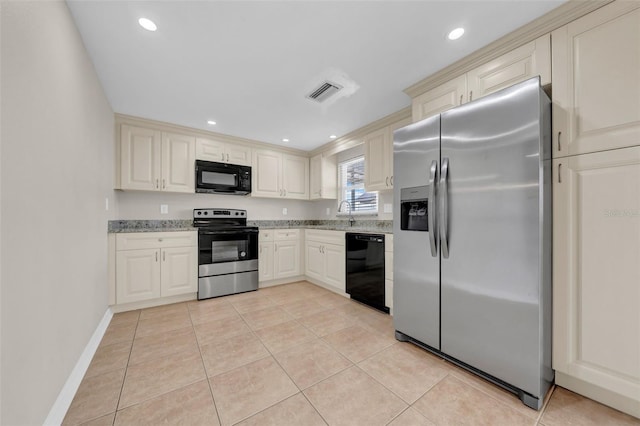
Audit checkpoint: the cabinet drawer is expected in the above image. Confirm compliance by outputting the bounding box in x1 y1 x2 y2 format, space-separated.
274 229 300 241
116 231 197 251
259 229 274 242
305 229 345 246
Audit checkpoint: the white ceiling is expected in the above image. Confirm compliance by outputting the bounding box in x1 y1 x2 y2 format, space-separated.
67 0 565 151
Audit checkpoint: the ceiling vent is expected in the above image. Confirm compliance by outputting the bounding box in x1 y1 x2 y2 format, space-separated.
306 81 343 103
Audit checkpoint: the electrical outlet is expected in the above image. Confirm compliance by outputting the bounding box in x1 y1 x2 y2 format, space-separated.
326 207 331 216
383 203 393 214
160 204 169 214
282 207 288 216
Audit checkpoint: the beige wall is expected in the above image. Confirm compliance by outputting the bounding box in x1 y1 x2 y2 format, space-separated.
1 2 115 424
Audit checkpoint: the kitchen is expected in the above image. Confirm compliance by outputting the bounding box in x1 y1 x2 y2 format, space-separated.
2 1 639 425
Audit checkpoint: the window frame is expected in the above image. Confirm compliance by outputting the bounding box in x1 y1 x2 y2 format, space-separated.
336 155 378 216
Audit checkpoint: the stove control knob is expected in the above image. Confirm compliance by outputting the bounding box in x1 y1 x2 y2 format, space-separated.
240 251 246 258
235 212 239 216
204 211 208 215
197 211 201 215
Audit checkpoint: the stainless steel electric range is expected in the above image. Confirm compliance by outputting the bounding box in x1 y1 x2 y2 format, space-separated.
193 209 259 299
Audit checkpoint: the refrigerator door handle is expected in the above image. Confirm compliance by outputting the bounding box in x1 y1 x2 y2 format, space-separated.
440 157 450 259
428 160 439 257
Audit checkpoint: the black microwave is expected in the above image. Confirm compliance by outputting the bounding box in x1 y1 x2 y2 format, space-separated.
195 160 251 195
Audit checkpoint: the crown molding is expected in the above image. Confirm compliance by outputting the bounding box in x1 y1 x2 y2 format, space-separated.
404 0 614 98
310 107 412 157
114 113 309 156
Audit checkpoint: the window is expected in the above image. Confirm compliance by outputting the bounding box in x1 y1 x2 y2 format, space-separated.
338 156 378 215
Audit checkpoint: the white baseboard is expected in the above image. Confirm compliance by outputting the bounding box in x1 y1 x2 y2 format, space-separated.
44 307 113 426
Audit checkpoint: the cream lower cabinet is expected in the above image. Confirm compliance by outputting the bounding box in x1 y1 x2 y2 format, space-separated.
412 34 550 122
252 150 309 199
119 124 195 193
258 229 301 282
305 230 345 292
553 146 640 417
552 1 640 159
114 231 197 305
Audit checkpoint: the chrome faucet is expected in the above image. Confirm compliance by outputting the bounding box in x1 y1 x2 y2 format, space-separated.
338 200 355 227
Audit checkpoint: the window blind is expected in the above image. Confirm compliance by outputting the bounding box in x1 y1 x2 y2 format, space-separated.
338 156 378 214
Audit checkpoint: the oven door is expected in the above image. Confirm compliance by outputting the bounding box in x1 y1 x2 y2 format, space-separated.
198 228 258 276
195 160 251 195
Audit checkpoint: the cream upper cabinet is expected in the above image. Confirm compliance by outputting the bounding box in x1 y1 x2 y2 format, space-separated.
412 33 550 123
553 147 640 418
162 132 195 193
412 74 467 122
282 154 310 199
310 154 337 200
552 2 640 158
119 125 162 191
252 149 309 199
467 34 550 101
119 124 194 193
364 127 392 192
196 137 251 166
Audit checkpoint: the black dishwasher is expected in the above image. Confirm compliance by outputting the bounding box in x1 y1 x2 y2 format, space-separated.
346 233 388 313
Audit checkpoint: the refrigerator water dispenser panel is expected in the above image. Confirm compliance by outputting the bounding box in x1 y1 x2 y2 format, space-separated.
400 186 429 231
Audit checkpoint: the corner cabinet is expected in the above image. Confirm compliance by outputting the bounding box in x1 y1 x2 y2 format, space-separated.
412 33 551 122
552 147 640 418
195 137 252 166
112 231 198 307
310 154 337 200
304 230 345 293
252 149 309 199
118 124 195 193
552 1 640 158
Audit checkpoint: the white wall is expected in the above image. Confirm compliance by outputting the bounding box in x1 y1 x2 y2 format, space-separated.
1 2 115 424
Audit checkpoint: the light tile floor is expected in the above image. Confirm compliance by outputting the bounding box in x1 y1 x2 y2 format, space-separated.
63 281 640 426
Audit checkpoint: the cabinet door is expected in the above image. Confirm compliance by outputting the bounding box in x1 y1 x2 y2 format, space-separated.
309 155 322 199
310 154 337 200
305 240 324 281
195 137 225 162
162 132 195 193
467 34 550 101
412 74 467 122
274 240 301 278
364 127 390 191
553 147 640 410
552 2 640 158
120 125 161 191
258 242 274 282
252 149 281 197
226 144 252 166
160 246 197 297
388 118 411 189
282 154 309 199
116 249 161 304
323 243 345 292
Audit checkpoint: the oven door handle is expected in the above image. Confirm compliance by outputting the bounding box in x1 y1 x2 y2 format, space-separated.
198 229 259 235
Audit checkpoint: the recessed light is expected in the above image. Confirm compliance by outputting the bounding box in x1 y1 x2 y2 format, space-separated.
448 27 465 40
330 135 337 139
282 138 289 142
138 18 157 32
207 120 216 125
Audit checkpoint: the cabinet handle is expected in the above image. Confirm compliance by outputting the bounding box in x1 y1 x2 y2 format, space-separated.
162 251 165 261
469 91 473 101
558 163 562 183
162 179 166 189
386 177 389 187
319 189 322 197
226 154 229 162
390 176 393 186
459 94 463 105
557 131 562 151
221 153 225 161
158 238 163 242
156 179 159 189
155 252 158 262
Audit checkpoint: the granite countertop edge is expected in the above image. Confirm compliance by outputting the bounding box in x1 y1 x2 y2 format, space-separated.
108 219 392 234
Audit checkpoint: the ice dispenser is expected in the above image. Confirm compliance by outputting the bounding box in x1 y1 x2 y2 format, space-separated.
400 186 429 231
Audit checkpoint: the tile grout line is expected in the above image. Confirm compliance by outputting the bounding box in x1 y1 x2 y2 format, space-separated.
111 310 140 426
535 384 556 425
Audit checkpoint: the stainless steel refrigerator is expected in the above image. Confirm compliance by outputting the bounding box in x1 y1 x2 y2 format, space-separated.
393 77 553 409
